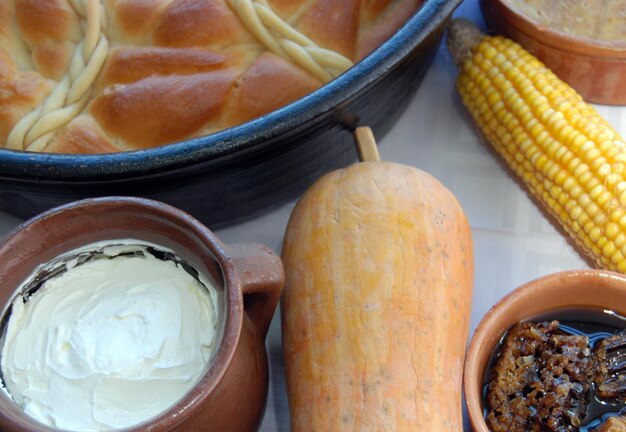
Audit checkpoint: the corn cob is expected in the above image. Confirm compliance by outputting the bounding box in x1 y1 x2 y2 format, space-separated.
447 19 626 273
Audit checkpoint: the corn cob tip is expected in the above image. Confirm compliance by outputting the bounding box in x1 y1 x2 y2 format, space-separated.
446 18 484 68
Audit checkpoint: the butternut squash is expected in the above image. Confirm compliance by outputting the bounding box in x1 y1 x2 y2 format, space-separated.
281 134 474 431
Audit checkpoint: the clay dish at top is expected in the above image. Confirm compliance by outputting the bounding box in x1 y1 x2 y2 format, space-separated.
480 0 626 105
464 269 626 431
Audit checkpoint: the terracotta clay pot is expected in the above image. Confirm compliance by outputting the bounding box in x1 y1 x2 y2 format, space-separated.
481 0 626 105
0 197 284 432
464 269 626 431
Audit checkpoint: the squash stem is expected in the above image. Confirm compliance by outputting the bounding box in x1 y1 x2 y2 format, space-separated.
354 126 381 162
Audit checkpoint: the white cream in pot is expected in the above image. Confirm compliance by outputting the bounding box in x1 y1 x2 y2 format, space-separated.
0 240 220 431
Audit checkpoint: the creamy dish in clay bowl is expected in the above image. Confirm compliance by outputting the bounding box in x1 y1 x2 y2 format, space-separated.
0 239 220 431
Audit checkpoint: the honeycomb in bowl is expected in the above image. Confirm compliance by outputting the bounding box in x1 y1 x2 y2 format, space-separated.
485 320 594 431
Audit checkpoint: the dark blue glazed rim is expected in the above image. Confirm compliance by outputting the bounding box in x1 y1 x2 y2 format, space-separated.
0 0 460 180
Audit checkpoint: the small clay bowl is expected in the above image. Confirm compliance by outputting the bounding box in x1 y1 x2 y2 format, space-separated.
481 0 626 105
0 197 284 432
464 269 626 431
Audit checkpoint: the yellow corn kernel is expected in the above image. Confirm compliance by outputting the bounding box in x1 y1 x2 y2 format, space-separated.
455 34 626 273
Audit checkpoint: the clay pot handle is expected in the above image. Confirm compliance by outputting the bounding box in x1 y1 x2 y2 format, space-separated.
226 243 284 338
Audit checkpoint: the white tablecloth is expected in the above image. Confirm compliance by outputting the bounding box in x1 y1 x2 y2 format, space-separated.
1 1 624 430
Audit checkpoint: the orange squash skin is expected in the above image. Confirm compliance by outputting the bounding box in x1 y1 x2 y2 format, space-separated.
281 161 474 431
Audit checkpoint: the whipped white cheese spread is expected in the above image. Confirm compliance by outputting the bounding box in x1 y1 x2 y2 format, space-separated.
0 240 219 431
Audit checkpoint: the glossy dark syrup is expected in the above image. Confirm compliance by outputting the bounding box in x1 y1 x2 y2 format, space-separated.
482 308 626 431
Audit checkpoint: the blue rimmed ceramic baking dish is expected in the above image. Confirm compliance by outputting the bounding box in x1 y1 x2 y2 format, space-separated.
0 0 462 228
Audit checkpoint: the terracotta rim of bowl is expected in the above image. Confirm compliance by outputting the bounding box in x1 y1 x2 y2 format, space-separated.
484 0 626 58
464 269 626 432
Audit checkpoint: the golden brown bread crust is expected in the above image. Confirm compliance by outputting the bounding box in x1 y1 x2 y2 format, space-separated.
15 0 80 80
357 0 426 59
0 48 53 146
223 52 322 126
99 47 235 86
153 0 254 47
1 0 425 154
45 115 119 154
297 0 360 58
92 69 238 149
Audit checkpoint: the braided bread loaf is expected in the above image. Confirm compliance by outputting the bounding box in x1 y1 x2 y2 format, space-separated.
0 0 424 154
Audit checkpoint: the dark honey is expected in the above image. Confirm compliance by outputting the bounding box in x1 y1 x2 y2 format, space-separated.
482 308 626 431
